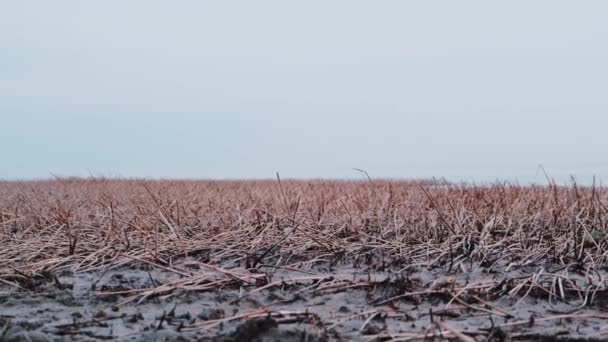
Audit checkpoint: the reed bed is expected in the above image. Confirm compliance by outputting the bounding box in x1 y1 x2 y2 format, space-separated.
2 178 607 272
2 178 608 340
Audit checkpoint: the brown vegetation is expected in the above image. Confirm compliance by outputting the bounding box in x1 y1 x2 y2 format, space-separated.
1 178 608 340
2 178 607 272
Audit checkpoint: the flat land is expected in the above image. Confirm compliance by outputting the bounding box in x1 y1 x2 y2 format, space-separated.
1 179 608 341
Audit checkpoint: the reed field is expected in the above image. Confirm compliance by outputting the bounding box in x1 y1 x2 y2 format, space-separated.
2 178 608 341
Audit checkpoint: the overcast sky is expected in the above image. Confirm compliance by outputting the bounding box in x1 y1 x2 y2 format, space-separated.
1 1 608 183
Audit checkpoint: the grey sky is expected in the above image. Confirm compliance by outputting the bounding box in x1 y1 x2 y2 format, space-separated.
1 1 607 183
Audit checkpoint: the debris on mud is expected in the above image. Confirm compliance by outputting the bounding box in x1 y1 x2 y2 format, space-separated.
2 179 608 340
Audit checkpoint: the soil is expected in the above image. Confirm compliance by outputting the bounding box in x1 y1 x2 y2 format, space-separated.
2 259 607 341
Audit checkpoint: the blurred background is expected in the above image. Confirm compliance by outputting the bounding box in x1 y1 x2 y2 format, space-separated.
1 1 607 184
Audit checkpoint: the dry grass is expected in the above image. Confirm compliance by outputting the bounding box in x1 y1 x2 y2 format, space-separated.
2 178 607 272
2 177 608 339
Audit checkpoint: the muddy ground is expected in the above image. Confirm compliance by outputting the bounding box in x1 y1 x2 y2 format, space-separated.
1 259 608 341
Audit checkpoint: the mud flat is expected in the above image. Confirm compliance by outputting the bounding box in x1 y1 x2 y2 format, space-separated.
3 180 608 340
2 257 608 341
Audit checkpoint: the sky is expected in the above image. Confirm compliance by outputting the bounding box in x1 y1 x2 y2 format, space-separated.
1 1 608 184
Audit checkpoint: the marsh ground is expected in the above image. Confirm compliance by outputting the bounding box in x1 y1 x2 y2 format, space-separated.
2 179 608 340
